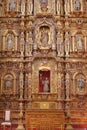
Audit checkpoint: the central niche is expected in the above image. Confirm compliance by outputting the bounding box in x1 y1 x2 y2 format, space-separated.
39 70 50 93
39 26 50 47
32 59 57 94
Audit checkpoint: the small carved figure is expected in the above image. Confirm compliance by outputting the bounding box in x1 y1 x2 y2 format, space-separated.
7 34 13 49
77 77 84 89
5 76 12 89
77 35 83 50
9 0 16 11
40 28 49 46
42 77 49 92
74 0 81 10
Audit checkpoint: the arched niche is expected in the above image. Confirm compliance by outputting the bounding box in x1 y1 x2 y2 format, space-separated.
1 73 16 95
7 0 19 12
34 18 55 50
74 73 86 95
2 31 18 51
32 58 57 94
39 26 50 47
74 32 85 52
6 33 15 51
72 0 83 12
39 68 50 93
4 75 13 89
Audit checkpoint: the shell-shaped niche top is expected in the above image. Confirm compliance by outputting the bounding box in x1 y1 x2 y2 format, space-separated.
39 26 51 49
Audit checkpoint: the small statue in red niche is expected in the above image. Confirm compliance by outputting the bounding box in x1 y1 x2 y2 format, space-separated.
42 77 50 92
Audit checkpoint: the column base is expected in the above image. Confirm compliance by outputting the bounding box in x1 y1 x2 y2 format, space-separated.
16 124 25 130
66 124 74 130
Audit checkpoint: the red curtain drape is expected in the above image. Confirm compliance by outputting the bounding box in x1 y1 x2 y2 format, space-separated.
73 124 87 130
33 128 36 130
39 70 50 92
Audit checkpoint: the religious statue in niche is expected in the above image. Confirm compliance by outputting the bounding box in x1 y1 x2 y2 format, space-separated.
76 35 83 50
39 70 50 93
77 77 85 90
4 76 13 89
42 77 49 92
40 27 49 47
7 34 13 50
9 0 16 11
74 0 81 10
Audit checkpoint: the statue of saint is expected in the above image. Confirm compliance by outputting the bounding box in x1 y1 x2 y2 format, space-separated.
77 35 83 50
74 0 81 10
42 77 49 92
40 28 49 46
9 0 16 11
5 76 12 89
77 77 84 89
7 34 13 50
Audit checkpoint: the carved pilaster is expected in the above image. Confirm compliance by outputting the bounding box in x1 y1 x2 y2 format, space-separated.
28 73 32 99
57 30 64 56
57 73 62 99
20 31 25 57
24 73 28 99
19 63 24 100
28 30 33 56
66 73 70 99
21 0 25 16
27 63 32 100
65 0 70 15
19 72 24 99
56 0 61 15
65 31 70 56
27 0 33 15
16 102 25 130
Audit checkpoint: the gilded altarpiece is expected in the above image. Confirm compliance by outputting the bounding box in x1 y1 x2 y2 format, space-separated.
1 0 87 130
32 58 58 109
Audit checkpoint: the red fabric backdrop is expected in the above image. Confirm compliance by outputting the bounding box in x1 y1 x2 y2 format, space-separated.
39 70 50 92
